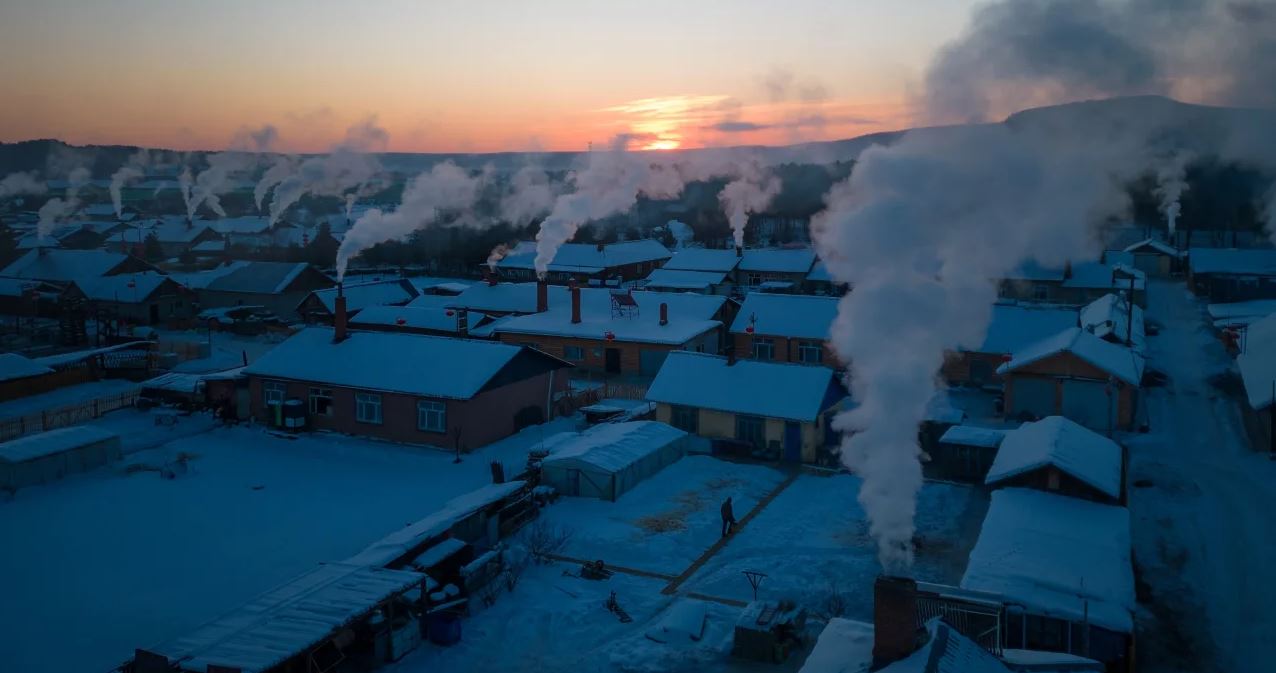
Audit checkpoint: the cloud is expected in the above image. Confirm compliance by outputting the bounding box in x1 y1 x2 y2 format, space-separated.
709 121 771 133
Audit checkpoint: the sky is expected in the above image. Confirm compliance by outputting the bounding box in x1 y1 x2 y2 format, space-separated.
0 0 981 153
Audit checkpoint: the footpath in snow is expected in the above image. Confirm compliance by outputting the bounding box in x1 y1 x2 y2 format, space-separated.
1128 279 1276 673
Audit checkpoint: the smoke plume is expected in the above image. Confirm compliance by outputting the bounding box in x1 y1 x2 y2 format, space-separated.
718 159 781 248
499 164 557 226
109 150 150 219
255 156 296 211
486 243 513 271
0 172 46 200
1154 150 1192 238
269 117 387 226
335 161 486 280
182 125 278 220
667 219 694 249
37 167 91 240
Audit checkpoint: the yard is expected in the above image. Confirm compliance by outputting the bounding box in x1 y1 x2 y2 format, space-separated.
0 412 577 673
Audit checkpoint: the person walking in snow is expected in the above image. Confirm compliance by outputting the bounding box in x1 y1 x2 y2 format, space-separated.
721 496 737 537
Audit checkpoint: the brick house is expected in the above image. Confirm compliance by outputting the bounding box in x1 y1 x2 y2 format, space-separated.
194 261 334 319
644 248 741 295
941 303 1077 386
296 278 419 324
984 416 1126 505
243 317 572 451
1 248 158 283
1187 247 1276 302
645 351 848 464
494 282 733 377
736 248 816 292
730 293 839 366
495 239 671 284
66 273 197 325
997 327 1144 432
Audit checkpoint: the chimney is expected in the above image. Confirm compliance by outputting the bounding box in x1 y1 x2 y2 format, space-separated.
570 283 581 324
872 576 920 668
333 283 348 343
1063 260 1073 280
659 302 668 326
726 344 737 366
537 279 549 313
735 245 743 258
457 308 469 336
482 266 498 287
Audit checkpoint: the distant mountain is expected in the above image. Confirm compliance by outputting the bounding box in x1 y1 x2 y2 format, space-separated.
3 95 1273 179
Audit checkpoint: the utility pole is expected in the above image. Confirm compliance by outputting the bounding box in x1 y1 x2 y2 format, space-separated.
1126 275 1135 346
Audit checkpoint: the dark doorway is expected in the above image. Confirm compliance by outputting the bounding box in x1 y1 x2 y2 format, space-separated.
148 304 160 324
604 348 622 374
784 421 802 463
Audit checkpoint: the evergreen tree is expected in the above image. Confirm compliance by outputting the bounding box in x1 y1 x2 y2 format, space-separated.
142 231 164 262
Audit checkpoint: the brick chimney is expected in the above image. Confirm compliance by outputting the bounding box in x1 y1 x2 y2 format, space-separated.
872 576 920 668
457 308 469 336
1063 259 1073 280
659 302 668 326
570 282 581 324
735 245 743 258
483 266 498 287
333 283 348 343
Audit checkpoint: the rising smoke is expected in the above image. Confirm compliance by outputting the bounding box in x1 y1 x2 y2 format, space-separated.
811 0 1276 571
0 172 46 200
268 117 387 226
1154 150 1192 238
109 150 150 219
37 167 91 240
718 158 782 249
182 125 278 220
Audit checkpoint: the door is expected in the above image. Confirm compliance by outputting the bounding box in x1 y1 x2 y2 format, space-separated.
784 421 802 463
148 303 160 324
1011 377 1056 420
1061 379 1115 431
604 348 622 374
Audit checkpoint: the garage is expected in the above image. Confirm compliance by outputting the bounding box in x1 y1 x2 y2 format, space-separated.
1061 379 1116 432
1011 377 1057 421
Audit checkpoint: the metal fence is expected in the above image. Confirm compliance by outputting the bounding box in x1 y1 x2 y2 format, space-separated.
0 390 140 442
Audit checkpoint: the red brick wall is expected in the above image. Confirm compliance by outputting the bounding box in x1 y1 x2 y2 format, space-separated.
731 333 833 365
247 370 562 450
497 333 705 375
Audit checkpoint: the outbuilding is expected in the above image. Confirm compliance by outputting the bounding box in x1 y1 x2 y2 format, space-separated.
539 421 689 501
0 426 122 493
985 416 1126 505
1122 238 1184 277
1188 247 1276 302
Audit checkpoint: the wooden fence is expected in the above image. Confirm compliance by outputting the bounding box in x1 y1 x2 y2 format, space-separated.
0 390 140 443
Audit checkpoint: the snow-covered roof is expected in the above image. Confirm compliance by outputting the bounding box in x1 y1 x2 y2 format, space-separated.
169 261 251 290
997 327 1144 385
73 272 182 302
1123 238 1183 258
125 217 214 244
801 618 1012 673
0 353 53 382
1207 299 1276 327
1238 312 1276 410
986 416 1123 498
0 426 119 463
302 279 417 314
1189 247 1276 276
0 276 50 298
149 562 425 673
34 341 153 368
1004 261 1066 282
542 421 686 473
1079 293 1145 353
498 239 671 273
199 215 272 235
1102 250 1135 267
191 239 226 253
495 287 724 345
738 248 816 274
643 268 728 290
345 481 526 567
646 351 843 422
975 304 1078 355
1062 261 1146 291
205 262 324 295
349 304 474 334
938 425 1006 448
447 282 539 314
244 328 558 399
0 248 135 281
962 488 1134 633
662 248 740 273
731 293 838 339
806 260 835 283
797 618 874 673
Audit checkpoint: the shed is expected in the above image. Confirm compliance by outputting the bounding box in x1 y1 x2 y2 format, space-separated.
928 425 1006 483
986 416 1125 504
0 426 121 492
540 421 688 501
1122 238 1183 276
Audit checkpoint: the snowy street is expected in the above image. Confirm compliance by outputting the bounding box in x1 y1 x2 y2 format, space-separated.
1128 279 1276 673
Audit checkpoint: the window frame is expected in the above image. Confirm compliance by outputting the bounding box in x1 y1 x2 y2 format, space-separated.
417 399 447 433
735 414 766 448
308 387 334 416
355 392 383 425
563 345 585 361
263 380 287 406
669 405 699 433
797 341 823 364
752 337 775 361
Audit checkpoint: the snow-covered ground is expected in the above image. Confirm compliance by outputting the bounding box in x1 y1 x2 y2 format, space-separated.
0 414 577 673
1127 279 1276 673
0 378 139 420
154 326 289 364
545 455 787 575
682 474 985 614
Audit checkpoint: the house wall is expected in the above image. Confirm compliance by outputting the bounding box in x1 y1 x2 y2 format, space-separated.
731 333 833 366
735 270 809 290
1189 272 1276 303
497 331 717 376
246 369 561 450
924 442 999 483
988 465 1119 505
942 351 1009 386
90 290 195 325
654 403 823 463
1003 352 1138 431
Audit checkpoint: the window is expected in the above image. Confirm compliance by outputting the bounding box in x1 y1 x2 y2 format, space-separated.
355 392 382 424
563 345 585 361
308 387 333 416
748 273 762 287
752 338 775 361
798 341 823 364
263 380 287 406
417 400 446 433
735 414 766 448
670 405 699 433
1032 284 1050 301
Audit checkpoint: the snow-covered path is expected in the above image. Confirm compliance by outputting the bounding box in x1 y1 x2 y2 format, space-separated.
1128 279 1276 673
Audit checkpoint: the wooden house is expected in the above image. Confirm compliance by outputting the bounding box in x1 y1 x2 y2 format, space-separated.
736 248 816 292
66 273 196 325
1122 238 1184 277
194 261 334 319
984 416 1126 505
296 278 419 324
942 303 1077 387
1188 248 1276 303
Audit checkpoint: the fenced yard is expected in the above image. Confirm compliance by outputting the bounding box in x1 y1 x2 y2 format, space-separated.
0 390 139 442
